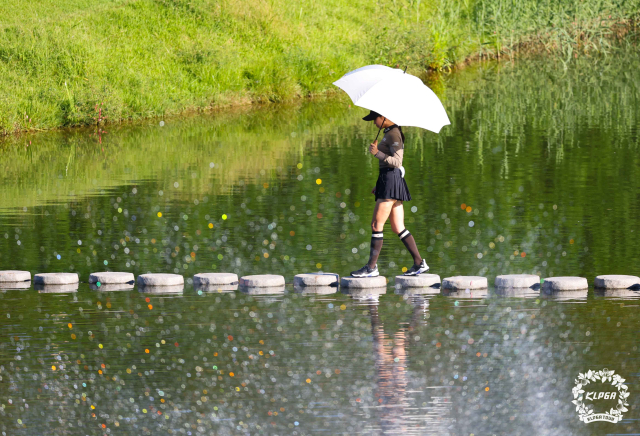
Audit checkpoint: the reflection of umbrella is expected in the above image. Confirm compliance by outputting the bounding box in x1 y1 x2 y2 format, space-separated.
333 65 450 134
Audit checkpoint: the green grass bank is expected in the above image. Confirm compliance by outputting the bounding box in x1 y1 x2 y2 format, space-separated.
1 0 638 134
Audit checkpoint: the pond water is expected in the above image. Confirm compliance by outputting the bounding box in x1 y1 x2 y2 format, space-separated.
0 51 639 435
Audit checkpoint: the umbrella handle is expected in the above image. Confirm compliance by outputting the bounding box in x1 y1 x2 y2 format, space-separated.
374 117 387 142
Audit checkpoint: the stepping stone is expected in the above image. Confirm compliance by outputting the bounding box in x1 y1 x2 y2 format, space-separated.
442 276 487 290
91 283 135 292
394 274 440 288
340 276 387 288
0 270 31 282
34 273 79 285
36 283 79 293
594 275 640 289
542 276 588 292
89 272 135 284
139 285 184 294
239 274 285 287
442 288 488 299
495 274 540 289
241 285 285 295
294 284 338 295
294 273 339 287
193 273 238 287
137 273 184 287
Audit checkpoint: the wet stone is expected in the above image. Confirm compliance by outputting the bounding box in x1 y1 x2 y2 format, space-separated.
594 275 640 289
495 274 540 289
137 273 184 287
340 276 387 288
89 272 135 284
193 273 238 287
34 273 79 285
395 274 440 288
239 274 285 287
294 273 339 287
542 276 588 291
442 276 487 290
0 270 31 282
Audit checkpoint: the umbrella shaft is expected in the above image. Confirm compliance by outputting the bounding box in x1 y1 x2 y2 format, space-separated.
374 117 387 142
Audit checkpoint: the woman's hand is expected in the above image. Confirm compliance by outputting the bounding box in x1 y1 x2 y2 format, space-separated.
369 140 378 155
372 187 376 194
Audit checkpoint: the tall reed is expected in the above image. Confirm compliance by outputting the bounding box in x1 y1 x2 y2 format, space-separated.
0 0 637 134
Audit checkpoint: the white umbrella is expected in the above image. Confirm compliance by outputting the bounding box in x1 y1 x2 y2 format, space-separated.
333 65 450 134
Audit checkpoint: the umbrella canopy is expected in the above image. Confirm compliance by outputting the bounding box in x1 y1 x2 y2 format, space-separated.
333 65 450 133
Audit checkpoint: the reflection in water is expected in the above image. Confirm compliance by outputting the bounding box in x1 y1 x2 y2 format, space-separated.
240 285 286 295
594 288 640 299
294 284 338 295
35 283 79 293
441 288 488 299
0 281 31 290
1 51 640 434
540 289 588 301
90 283 135 292
194 283 239 293
492 287 540 299
138 285 184 294
366 294 452 434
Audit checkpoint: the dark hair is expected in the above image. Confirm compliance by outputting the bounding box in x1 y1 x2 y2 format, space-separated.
397 126 405 144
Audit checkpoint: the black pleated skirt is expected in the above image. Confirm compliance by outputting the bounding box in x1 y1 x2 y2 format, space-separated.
375 167 411 201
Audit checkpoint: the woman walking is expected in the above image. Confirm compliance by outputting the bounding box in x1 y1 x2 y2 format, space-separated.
351 111 429 278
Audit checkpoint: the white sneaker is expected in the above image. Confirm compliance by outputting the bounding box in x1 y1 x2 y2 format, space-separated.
403 259 429 276
351 264 379 277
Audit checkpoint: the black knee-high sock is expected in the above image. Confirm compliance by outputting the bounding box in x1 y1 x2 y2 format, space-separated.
367 231 384 269
398 229 422 265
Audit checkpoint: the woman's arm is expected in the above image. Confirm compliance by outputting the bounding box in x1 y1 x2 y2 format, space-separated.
375 147 404 168
374 130 404 167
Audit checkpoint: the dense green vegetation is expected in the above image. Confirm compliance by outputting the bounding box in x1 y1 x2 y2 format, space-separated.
1 51 639 280
0 0 638 134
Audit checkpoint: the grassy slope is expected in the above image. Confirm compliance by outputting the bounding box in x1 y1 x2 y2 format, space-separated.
0 0 638 134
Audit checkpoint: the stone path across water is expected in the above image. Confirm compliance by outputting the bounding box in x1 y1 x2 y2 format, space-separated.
442 276 488 290
0 270 31 282
34 273 79 285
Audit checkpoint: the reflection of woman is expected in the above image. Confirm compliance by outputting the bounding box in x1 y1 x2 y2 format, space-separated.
367 297 426 433
351 111 429 278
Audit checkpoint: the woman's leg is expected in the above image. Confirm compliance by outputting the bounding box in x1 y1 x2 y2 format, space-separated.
367 199 395 269
389 201 423 265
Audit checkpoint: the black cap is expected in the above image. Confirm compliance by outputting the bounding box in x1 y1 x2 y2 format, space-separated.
362 110 381 121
